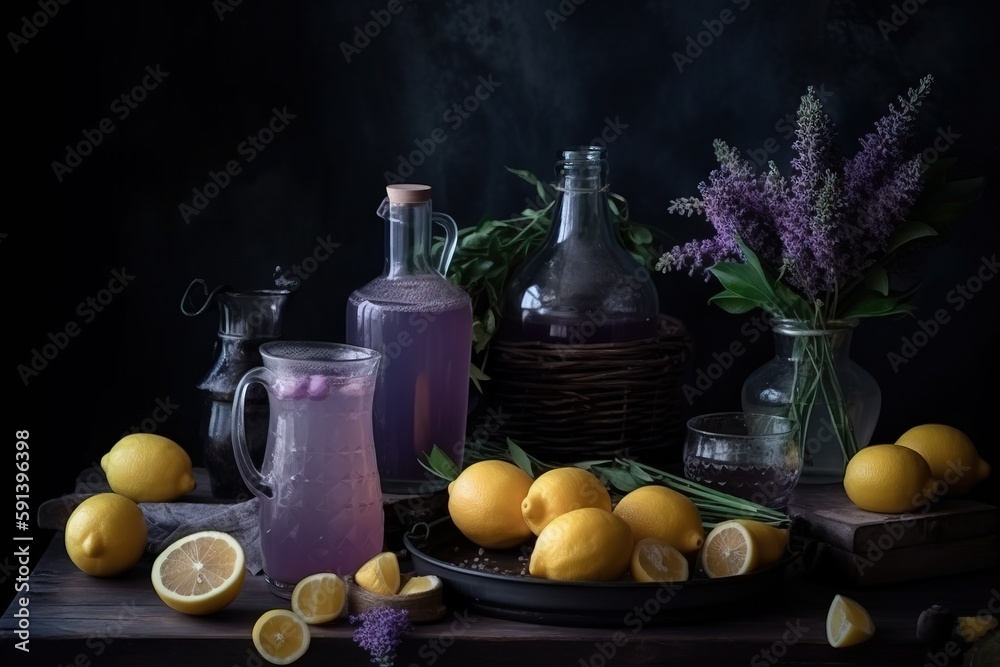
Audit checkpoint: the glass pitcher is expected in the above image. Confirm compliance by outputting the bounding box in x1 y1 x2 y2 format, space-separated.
346 184 473 495
181 280 292 500
232 341 384 598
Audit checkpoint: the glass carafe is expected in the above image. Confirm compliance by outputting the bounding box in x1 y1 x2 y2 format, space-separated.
495 145 660 344
182 281 291 499
346 184 473 495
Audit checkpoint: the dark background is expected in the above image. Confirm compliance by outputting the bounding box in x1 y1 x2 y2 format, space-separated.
6 0 999 609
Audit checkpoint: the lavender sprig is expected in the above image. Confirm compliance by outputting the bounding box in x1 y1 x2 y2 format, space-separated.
350 607 412 667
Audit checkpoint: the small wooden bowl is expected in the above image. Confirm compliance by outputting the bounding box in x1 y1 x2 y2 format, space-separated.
345 572 447 623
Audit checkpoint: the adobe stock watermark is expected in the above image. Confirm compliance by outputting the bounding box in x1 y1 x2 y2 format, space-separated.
672 0 753 74
856 454 981 577
878 0 929 41
545 0 586 31
886 254 997 373
383 74 502 184
390 405 509 526
119 395 181 438
178 105 296 224
576 582 682 667
551 261 653 361
49 600 140 666
682 312 773 405
17 267 136 386
273 234 341 287
213 0 243 21
923 589 1000 667
407 609 477 666
340 0 409 63
7 0 72 54
750 619 810 666
51 64 170 182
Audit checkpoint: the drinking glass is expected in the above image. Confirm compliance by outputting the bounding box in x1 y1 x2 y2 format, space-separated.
683 412 802 508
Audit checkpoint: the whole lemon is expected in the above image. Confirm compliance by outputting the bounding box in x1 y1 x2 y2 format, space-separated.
894 424 991 496
447 460 534 549
521 466 612 536
65 492 148 576
612 485 705 557
844 444 936 513
529 507 633 582
101 433 196 503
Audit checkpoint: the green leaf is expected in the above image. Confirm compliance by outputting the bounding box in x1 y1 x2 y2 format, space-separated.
591 465 641 493
628 460 655 483
936 176 986 204
507 440 535 478
627 224 653 246
838 290 915 320
420 445 461 481
708 291 762 314
707 262 776 309
505 166 543 186
865 266 889 295
886 221 938 254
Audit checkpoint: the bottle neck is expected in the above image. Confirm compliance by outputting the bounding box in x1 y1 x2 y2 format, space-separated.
383 200 436 279
549 158 615 245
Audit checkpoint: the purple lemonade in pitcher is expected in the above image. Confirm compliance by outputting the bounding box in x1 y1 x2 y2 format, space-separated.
346 184 473 494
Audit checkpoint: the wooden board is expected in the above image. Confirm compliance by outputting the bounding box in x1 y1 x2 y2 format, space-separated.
804 534 1000 587
787 483 999 553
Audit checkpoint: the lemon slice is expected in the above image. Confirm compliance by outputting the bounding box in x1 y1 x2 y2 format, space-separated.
826 594 875 647
353 552 400 596
291 572 347 624
253 609 311 665
151 530 245 615
630 537 690 583
700 520 759 578
399 574 441 595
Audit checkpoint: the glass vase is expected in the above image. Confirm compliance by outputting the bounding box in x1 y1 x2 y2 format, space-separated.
741 318 881 484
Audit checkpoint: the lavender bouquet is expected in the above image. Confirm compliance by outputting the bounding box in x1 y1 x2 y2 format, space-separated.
658 74 983 462
350 607 412 667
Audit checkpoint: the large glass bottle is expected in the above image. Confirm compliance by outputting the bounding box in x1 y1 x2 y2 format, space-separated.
495 146 659 344
346 184 473 495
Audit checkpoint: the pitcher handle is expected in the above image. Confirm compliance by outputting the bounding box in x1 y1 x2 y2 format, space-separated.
432 212 459 277
232 366 275 499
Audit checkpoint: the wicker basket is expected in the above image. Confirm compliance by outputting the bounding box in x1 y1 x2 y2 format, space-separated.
482 314 694 467
345 572 447 623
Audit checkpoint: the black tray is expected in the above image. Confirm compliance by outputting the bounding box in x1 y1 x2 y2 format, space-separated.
403 517 799 627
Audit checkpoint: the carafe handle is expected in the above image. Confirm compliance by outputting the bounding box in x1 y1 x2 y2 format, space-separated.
231 366 274 499
432 212 458 277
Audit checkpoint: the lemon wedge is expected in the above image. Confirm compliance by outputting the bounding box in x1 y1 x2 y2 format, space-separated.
826 594 875 648
291 572 346 624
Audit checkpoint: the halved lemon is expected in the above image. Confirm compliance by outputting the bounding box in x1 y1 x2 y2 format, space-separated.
826 594 875 648
291 572 347 624
353 551 400 596
630 537 690 583
399 574 442 595
253 609 311 665
151 530 245 615
700 521 759 578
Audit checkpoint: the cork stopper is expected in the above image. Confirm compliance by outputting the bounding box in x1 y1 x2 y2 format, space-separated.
386 184 432 203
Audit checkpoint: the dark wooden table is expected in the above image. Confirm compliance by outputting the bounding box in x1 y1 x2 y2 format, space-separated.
3 469 999 666
3 531 999 666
